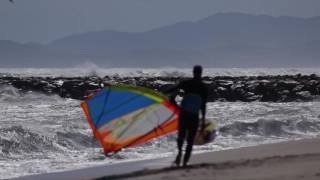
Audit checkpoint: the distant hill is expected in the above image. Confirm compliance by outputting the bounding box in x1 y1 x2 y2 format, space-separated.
1 13 320 68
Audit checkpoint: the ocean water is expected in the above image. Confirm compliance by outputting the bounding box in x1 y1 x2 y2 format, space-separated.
1 67 320 77
1 68 320 179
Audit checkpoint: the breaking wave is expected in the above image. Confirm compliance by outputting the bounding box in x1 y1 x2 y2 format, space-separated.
0 85 21 101
1 68 320 77
0 126 58 156
0 84 62 102
219 119 320 137
1 82 320 178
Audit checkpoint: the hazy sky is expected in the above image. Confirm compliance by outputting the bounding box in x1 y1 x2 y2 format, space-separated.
1 0 320 43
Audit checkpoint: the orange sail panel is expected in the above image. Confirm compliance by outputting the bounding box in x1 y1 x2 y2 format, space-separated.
81 84 179 154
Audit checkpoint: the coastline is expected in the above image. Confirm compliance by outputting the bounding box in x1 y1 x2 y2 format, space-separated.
14 138 320 180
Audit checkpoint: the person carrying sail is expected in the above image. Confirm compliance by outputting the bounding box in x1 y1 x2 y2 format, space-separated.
166 65 208 167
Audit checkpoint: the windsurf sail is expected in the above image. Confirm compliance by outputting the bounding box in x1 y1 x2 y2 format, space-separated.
81 84 179 154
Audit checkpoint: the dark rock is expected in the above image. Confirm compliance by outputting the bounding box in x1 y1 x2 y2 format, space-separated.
1 74 320 102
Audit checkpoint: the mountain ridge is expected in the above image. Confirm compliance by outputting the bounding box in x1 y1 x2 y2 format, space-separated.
1 13 320 68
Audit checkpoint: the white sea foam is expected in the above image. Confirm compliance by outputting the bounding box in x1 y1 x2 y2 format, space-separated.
0 68 319 78
1 69 320 179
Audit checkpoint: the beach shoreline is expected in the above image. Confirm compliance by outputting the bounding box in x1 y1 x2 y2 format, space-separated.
14 138 320 180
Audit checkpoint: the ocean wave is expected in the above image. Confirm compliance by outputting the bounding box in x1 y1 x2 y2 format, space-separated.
0 126 96 159
1 68 320 77
219 119 320 137
1 85 320 178
0 126 58 155
55 131 99 150
0 84 63 103
0 85 21 101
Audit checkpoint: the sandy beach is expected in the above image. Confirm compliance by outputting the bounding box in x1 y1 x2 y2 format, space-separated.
95 138 320 180
15 138 320 180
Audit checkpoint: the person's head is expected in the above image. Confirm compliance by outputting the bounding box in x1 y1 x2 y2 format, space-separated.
193 65 203 80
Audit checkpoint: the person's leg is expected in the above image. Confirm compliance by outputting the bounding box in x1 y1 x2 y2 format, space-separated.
183 113 199 167
175 112 187 166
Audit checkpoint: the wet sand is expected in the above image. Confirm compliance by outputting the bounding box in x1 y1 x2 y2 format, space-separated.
96 138 320 180
16 138 320 180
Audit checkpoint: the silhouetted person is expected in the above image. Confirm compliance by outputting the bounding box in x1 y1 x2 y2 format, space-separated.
166 65 208 167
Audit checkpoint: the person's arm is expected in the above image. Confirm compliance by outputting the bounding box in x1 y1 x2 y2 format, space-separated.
163 82 183 105
201 85 208 131
163 82 182 94
200 101 206 131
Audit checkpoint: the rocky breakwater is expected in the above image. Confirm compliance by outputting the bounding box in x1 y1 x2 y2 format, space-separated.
0 74 320 102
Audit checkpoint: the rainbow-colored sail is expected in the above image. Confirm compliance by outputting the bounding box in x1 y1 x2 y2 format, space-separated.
81 84 179 154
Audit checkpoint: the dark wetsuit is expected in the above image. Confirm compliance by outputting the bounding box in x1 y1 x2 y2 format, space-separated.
169 78 208 166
